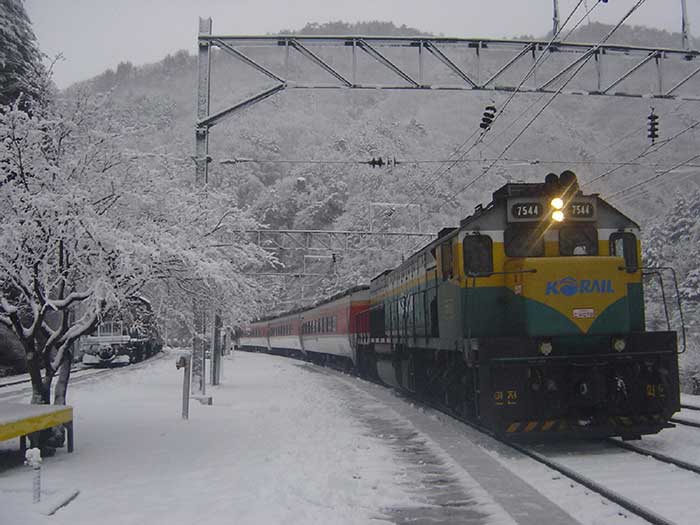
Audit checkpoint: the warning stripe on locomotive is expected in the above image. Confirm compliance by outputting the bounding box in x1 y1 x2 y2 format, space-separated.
504 414 664 433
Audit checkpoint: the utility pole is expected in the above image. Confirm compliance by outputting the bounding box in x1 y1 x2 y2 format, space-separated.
196 17 212 185
192 299 206 396
681 0 691 51
553 0 561 37
211 313 222 386
192 18 212 402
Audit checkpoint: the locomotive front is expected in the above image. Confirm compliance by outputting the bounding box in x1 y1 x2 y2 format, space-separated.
463 171 680 439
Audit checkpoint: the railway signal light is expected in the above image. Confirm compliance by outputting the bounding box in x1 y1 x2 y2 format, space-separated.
480 105 497 130
648 110 659 144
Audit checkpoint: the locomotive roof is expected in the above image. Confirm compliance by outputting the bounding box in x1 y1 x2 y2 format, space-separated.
459 176 639 230
369 171 640 285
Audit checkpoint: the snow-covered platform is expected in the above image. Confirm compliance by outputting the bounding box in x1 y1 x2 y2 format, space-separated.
0 403 74 453
0 350 647 524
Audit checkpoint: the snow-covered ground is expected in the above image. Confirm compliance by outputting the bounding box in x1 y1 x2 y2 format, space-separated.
0 351 516 524
3 350 698 524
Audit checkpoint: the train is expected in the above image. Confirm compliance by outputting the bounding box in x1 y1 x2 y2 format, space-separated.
238 171 681 440
81 297 163 366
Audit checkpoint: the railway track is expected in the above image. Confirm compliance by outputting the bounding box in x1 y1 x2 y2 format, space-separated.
378 380 700 524
0 352 167 401
672 416 700 429
0 366 84 389
442 408 700 525
512 440 697 525
670 404 700 429
355 372 700 525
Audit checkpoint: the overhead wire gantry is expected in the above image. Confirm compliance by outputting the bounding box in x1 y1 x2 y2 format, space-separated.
195 21 700 184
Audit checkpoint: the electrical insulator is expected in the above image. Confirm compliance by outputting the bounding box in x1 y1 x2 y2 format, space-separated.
368 157 385 168
481 105 497 130
331 253 337 263
647 110 659 144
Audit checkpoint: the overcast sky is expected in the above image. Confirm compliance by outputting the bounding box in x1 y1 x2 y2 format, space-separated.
25 0 700 88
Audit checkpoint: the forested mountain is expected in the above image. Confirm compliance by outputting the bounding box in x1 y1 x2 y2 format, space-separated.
70 21 700 384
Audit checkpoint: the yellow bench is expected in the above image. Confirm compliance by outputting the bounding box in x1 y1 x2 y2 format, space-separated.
0 403 74 453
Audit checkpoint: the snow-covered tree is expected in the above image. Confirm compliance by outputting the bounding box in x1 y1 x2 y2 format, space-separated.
643 190 700 390
0 0 46 109
0 87 275 414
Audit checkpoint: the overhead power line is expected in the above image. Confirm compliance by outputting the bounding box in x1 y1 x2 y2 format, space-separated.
220 155 700 170
405 0 591 205
444 0 649 206
583 116 700 188
478 0 603 153
607 153 700 202
613 169 700 206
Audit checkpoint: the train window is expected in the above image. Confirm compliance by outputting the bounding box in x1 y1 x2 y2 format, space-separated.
610 232 638 272
504 226 544 257
560 226 598 256
463 235 493 276
441 241 454 280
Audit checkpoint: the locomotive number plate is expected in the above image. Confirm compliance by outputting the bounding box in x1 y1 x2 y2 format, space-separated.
511 202 542 219
573 308 595 319
568 201 595 219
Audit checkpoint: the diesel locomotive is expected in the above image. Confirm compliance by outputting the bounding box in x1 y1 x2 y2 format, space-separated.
240 171 681 440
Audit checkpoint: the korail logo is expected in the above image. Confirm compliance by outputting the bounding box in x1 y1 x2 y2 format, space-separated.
545 276 615 296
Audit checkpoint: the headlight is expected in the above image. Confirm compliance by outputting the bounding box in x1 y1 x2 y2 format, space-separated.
552 210 565 222
539 341 553 356
612 337 627 352
551 197 564 210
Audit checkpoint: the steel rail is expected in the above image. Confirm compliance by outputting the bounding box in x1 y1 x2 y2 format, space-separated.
0 353 167 399
0 366 83 389
607 437 700 476
508 442 675 525
671 416 700 429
